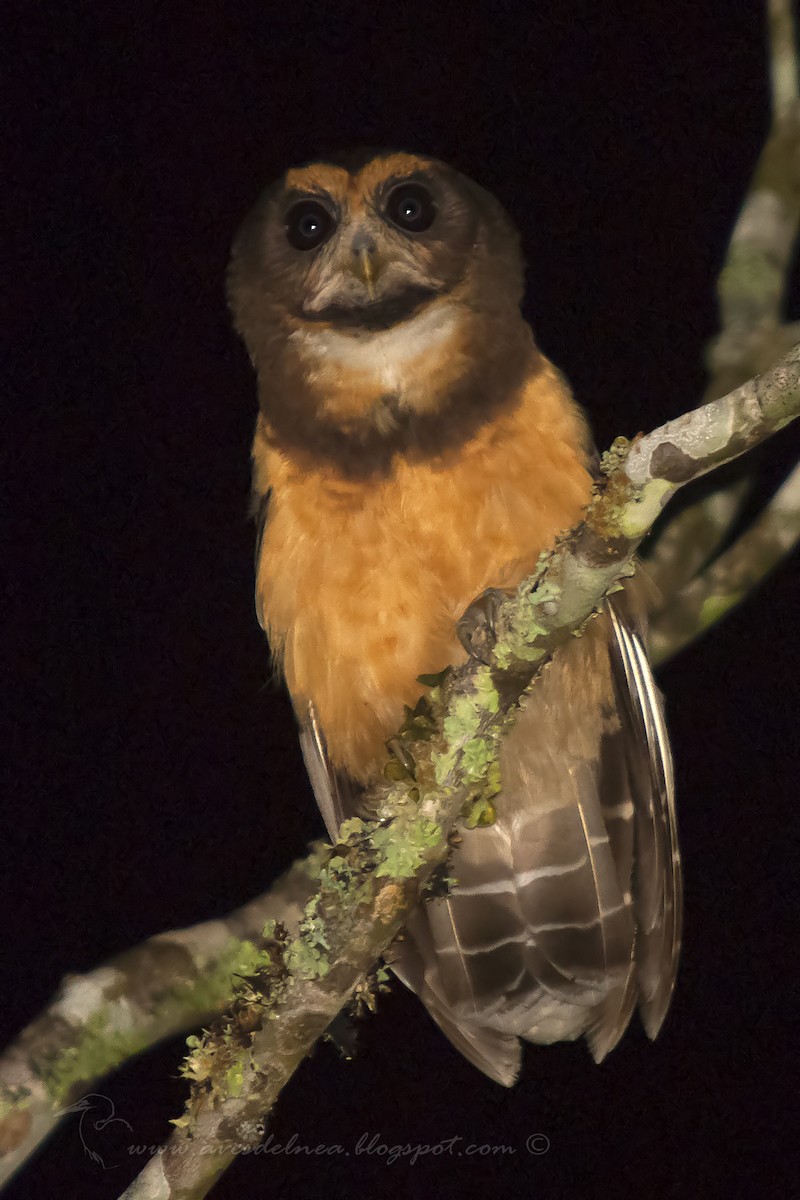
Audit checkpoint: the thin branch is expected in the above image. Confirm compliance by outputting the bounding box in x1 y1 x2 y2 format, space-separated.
705 0 800 401
650 462 800 664
769 0 799 118
623 347 798 489
642 479 750 602
0 854 322 1188
640 0 799 660
116 348 800 1200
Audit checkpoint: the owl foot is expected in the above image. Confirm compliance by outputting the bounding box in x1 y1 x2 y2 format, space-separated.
385 736 417 781
457 587 515 665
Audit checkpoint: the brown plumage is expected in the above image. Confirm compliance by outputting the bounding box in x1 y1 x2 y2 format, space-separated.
228 150 682 1085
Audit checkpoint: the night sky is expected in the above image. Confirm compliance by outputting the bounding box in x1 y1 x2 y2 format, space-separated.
5 3 798 1198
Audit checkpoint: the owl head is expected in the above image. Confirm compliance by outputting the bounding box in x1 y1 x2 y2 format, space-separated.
228 151 526 358
228 152 536 470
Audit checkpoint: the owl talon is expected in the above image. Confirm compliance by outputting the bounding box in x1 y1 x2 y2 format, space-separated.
457 588 515 664
386 737 417 780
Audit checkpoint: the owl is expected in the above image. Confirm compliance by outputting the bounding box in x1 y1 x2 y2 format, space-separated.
227 150 681 1086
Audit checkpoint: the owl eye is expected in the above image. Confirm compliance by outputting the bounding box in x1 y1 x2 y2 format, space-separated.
285 199 336 250
384 183 436 233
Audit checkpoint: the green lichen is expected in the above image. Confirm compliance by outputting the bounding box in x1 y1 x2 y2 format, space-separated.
285 936 330 980
432 746 458 786
461 747 503 828
162 938 267 1020
600 436 632 475
473 667 500 713
0 1085 34 1121
318 862 358 898
443 692 485 741
180 1032 253 1096
460 737 491 781
430 661 505 815
178 926 292 1103
284 892 332 980
225 939 275 980
492 643 513 671
337 817 367 842
281 837 373 981
493 581 562 669
224 1060 244 1096
32 935 283 1107
372 817 441 879
463 795 497 828
41 1009 153 1106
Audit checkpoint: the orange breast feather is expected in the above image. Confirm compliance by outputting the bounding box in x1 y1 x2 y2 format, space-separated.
255 359 593 781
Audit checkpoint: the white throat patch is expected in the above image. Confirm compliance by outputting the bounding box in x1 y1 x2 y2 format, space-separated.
294 303 459 394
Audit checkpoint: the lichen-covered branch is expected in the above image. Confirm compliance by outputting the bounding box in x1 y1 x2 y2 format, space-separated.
650 462 799 664
0 853 322 1187
622 339 799 652
623 346 798 490
117 347 800 1200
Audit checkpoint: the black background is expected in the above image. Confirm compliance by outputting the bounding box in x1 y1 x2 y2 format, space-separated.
5 2 799 1198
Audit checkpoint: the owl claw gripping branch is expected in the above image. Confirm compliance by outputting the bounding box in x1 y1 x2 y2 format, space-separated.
457 585 517 665
228 150 682 1087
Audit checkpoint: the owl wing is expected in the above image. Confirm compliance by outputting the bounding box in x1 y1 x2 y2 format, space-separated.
607 602 683 1037
252 487 271 632
385 599 681 1085
297 702 354 841
252 483 359 840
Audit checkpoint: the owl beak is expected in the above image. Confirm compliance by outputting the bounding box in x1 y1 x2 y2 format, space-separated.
355 247 377 300
349 232 380 299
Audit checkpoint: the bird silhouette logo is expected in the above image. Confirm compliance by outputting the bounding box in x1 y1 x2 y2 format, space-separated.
56 1093 132 1169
